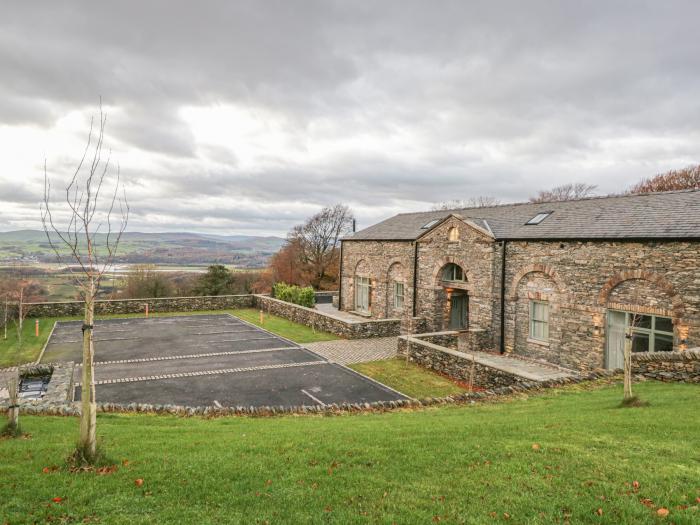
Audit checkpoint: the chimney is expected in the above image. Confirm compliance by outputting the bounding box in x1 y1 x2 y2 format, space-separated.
352 219 356 232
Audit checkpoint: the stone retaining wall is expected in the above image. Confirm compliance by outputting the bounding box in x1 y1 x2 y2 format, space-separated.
632 349 700 383
254 295 401 338
398 333 529 388
16 370 618 418
22 295 255 318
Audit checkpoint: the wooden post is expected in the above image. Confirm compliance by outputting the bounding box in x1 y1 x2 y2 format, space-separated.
259 309 264 325
35 319 39 337
145 303 149 318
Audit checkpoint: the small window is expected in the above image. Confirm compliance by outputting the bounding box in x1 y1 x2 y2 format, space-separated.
355 276 371 313
529 300 549 341
393 282 405 309
421 219 440 229
448 226 459 241
442 263 465 282
525 212 552 225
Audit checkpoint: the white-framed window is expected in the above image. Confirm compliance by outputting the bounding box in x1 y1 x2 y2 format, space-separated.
610 310 673 353
442 263 465 282
393 282 405 309
355 276 371 313
529 300 549 341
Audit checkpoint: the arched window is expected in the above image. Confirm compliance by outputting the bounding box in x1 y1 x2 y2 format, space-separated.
448 226 459 241
442 263 465 282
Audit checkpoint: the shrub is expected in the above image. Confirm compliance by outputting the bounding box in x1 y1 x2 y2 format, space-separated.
272 282 315 308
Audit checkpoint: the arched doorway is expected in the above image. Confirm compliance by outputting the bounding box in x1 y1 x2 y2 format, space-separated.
439 263 468 330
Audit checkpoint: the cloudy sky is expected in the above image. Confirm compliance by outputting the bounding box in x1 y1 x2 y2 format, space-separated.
1 1 698 236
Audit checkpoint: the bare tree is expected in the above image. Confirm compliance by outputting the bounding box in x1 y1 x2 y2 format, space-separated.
2 283 24 437
529 183 597 203
288 204 354 289
431 196 501 210
41 104 128 463
629 164 700 194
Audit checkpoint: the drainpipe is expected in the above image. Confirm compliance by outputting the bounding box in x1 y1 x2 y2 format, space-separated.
338 240 343 309
412 241 419 317
499 240 507 354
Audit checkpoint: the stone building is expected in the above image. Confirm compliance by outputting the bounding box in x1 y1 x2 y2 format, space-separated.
339 190 700 371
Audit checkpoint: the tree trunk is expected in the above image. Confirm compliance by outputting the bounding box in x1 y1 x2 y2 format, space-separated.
79 277 97 458
623 328 633 400
7 373 19 430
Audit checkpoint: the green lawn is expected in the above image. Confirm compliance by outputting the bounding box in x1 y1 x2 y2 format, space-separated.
230 308 340 344
1 382 698 523
0 308 339 367
350 358 468 398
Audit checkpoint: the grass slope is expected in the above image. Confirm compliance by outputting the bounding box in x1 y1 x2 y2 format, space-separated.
1 382 698 523
0 309 339 367
350 358 468 398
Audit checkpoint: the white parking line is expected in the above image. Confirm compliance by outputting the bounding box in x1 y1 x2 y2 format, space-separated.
301 389 326 406
77 346 301 366
75 360 326 387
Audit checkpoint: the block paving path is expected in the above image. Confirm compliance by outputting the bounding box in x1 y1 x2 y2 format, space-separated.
305 337 398 365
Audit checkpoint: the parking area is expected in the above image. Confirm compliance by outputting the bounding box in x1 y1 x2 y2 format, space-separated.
43 314 406 408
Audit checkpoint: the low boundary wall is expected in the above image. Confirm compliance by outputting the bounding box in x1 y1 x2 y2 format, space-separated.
398 332 530 389
23 295 255 318
632 349 700 383
254 295 401 339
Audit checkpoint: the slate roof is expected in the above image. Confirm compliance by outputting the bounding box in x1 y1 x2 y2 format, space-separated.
346 189 700 241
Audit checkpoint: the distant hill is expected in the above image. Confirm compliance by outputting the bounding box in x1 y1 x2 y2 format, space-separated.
0 230 285 268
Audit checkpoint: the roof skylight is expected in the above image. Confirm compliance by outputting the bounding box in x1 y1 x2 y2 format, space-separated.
525 212 552 225
421 219 441 229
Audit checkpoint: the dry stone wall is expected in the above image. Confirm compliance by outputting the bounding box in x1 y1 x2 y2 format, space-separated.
632 349 700 382
254 295 401 338
23 295 255 318
397 333 530 389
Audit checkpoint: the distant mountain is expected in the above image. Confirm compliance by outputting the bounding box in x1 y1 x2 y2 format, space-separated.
0 230 285 267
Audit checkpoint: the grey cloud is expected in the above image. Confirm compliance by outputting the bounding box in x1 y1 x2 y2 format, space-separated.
1 1 699 235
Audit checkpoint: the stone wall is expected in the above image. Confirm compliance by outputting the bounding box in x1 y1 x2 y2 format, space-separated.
397 333 530 388
22 294 255 318
503 241 700 371
342 231 700 372
254 295 401 338
632 349 700 383
340 240 415 318
415 216 497 335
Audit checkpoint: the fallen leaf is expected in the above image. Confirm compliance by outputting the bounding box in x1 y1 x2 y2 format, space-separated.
503 512 511 519
96 465 118 475
595 508 603 516
640 498 655 509
657 508 669 517
632 480 640 489
532 443 541 451
134 478 144 487
52 497 63 503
